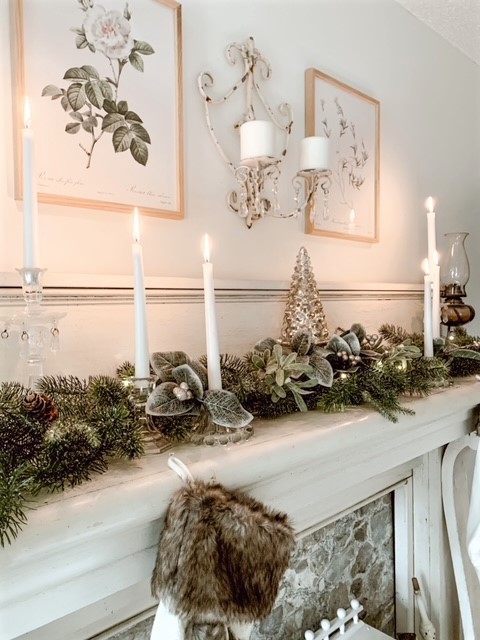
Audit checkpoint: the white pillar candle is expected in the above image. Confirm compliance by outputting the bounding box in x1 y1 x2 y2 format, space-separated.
132 208 150 379
22 97 39 268
422 259 434 358
240 120 276 160
202 234 222 390
425 197 440 338
300 136 329 171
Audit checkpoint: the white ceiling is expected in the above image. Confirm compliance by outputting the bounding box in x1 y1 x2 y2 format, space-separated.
395 0 480 66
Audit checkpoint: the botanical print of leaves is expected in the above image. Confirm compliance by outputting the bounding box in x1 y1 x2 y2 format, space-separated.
321 96 369 214
42 0 155 168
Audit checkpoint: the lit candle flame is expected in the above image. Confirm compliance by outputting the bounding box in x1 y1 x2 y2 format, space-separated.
426 196 434 213
422 258 430 275
349 209 356 224
23 97 31 129
133 207 140 243
203 233 211 263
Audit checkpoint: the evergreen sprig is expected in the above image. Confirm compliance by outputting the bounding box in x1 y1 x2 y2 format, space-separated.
379 323 423 348
0 463 34 546
0 376 144 546
316 366 414 422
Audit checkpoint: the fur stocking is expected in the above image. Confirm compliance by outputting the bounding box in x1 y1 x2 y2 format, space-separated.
150 479 295 640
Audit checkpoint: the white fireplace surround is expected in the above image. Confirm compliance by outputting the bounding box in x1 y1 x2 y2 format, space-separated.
0 280 476 639
1 378 478 640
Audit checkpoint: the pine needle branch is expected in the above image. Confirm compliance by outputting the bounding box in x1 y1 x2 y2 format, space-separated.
0 463 34 547
379 323 423 348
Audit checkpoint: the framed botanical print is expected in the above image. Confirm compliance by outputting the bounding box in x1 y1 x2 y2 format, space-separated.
305 67 379 241
11 0 184 219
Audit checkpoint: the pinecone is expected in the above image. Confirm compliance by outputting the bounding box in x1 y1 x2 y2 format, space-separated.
23 391 59 424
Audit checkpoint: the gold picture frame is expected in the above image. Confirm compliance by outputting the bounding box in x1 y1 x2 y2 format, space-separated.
305 67 379 242
11 0 184 219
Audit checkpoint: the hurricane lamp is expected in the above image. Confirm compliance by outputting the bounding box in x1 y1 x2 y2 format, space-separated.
440 232 475 337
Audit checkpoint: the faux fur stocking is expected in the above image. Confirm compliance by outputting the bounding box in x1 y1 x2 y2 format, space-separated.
150 478 295 640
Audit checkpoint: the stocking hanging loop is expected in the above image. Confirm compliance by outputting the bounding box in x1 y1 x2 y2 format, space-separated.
168 453 194 483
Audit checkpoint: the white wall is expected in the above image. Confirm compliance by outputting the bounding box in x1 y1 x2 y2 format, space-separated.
1 0 480 374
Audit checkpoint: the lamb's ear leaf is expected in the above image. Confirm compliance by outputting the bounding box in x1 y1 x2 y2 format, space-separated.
150 351 188 375
326 334 351 354
146 381 195 416
172 364 204 399
448 348 480 360
187 359 208 390
309 354 334 388
202 390 253 428
347 323 367 343
254 337 278 353
291 330 312 356
341 332 361 356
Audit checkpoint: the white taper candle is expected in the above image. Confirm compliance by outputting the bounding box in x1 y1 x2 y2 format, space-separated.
202 234 222 390
431 262 441 339
22 97 39 268
132 208 150 378
425 197 440 338
422 258 434 358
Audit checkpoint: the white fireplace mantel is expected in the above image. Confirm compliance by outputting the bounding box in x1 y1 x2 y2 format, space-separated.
1 379 479 640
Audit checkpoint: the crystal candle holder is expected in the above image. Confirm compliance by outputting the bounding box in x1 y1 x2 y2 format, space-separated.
189 407 254 447
8 267 65 386
123 375 172 454
16 267 46 308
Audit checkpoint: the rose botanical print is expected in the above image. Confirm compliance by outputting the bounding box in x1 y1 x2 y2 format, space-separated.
13 0 183 217
42 0 155 168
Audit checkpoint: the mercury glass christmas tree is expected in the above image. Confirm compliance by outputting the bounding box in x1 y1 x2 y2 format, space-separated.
281 247 329 345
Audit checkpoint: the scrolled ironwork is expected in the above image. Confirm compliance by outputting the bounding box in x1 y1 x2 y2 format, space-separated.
198 37 331 227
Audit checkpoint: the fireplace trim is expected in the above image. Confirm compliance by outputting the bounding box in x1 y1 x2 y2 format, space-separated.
1 380 478 640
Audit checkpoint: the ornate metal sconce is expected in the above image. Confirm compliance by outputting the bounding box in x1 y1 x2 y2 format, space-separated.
198 37 331 228
440 232 475 337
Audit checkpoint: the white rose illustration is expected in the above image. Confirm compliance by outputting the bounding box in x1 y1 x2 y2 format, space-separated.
83 5 133 60
43 0 154 167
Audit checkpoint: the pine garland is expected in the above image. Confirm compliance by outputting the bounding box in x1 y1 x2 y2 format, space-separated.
148 324 480 437
3 323 480 546
0 376 144 547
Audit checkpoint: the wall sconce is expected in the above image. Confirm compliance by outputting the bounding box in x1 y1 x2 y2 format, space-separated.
198 37 331 228
440 231 475 337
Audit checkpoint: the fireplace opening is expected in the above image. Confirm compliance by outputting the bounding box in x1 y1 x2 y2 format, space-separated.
251 493 395 640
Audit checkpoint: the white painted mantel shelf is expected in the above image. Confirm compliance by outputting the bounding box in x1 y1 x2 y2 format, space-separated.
2 379 479 640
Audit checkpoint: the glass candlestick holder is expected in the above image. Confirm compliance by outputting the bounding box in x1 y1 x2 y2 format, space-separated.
123 375 172 454
16 267 46 307
189 406 254 446
10 267 66 386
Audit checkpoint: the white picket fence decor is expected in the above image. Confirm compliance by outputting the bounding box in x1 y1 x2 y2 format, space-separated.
303 600 395 640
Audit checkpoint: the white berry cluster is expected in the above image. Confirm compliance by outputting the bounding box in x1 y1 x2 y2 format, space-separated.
173 381 194 401
338 350 361 364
